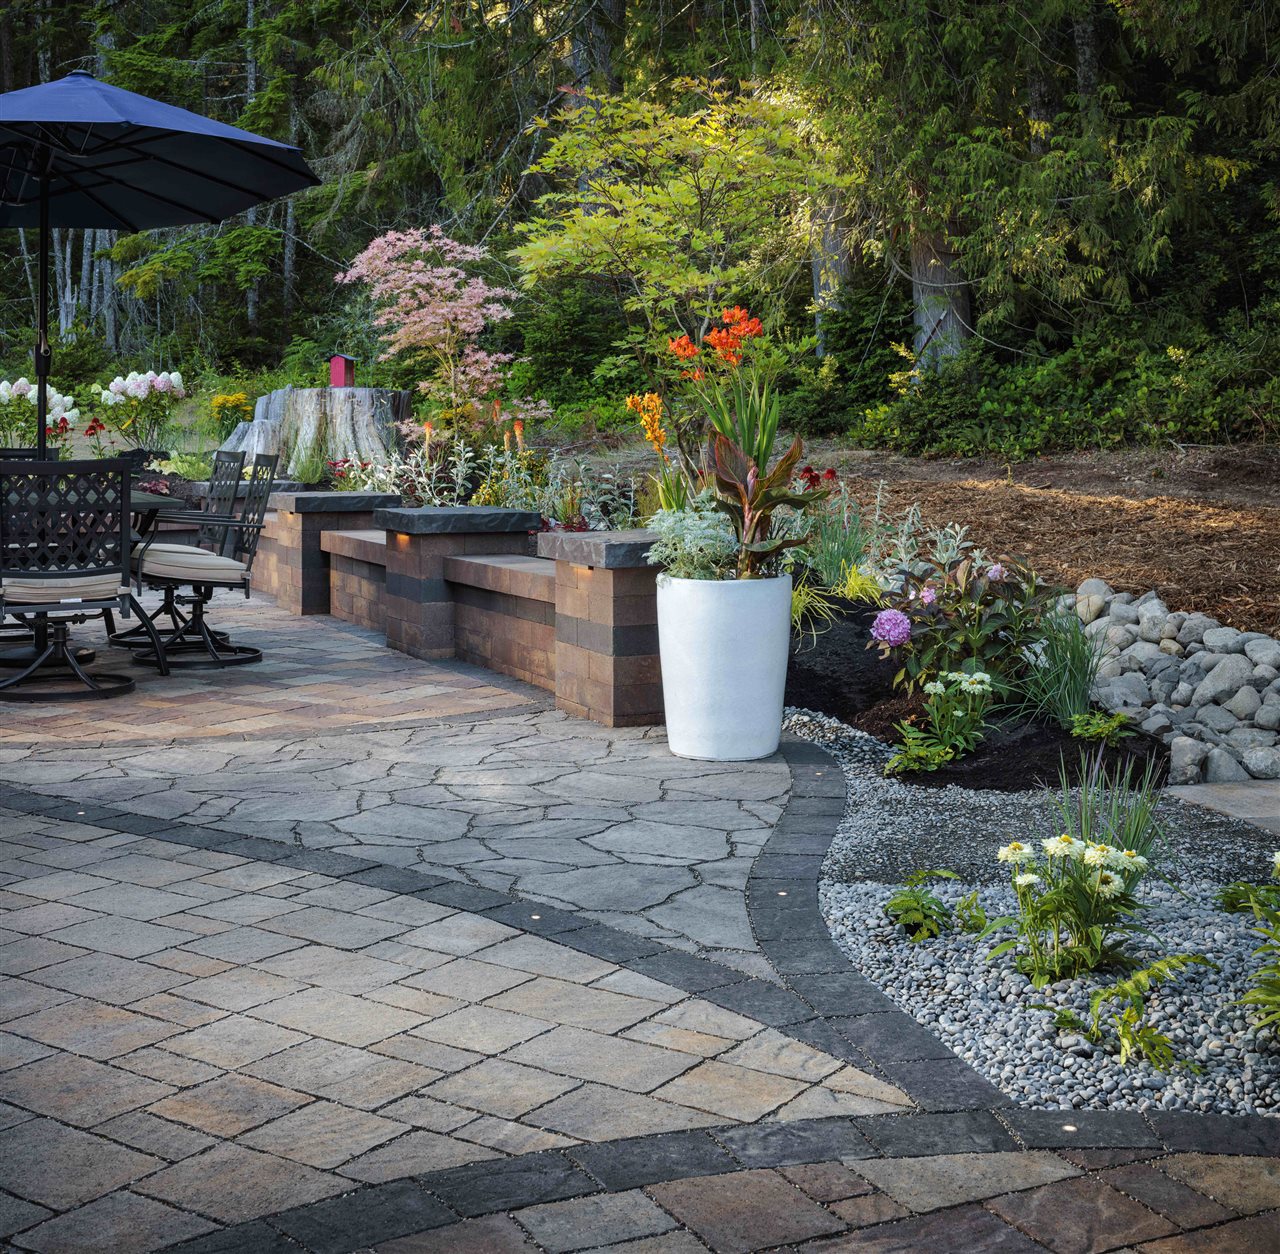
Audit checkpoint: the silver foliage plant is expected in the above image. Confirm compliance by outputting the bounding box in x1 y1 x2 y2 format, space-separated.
646 493 739 580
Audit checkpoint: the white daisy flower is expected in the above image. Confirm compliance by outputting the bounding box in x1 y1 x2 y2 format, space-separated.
1111 849 1149 873
1095 870 1122 899
997 841 1034 865
1042 834 1086 859
1083 843 1116 867
1014 873 1042 889
924 681 945 696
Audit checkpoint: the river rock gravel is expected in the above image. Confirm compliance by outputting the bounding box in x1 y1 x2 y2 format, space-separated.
785 707 1280 1117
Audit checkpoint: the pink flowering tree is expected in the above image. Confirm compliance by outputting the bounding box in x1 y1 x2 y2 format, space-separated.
337 226 537 429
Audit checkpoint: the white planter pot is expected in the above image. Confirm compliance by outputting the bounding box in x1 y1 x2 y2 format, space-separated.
656 572 792 761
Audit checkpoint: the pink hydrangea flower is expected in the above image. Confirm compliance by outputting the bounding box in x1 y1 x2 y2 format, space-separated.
919 585 937 605
871 608 912 647
987 563 1006 581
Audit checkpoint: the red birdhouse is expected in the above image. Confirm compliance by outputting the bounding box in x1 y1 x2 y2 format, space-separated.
329 354 356 387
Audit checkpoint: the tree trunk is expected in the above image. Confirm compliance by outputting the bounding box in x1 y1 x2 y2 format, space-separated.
811 198 851 356
1075 3 1100 103
245 0 259 328
910 229 970 372
0 5 14 93
572 0 624 93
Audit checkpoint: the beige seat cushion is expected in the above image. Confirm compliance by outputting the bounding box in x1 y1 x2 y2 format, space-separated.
135 542 246 582
1 573 127 605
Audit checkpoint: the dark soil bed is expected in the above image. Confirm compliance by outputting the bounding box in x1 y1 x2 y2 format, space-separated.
786 601 1170 792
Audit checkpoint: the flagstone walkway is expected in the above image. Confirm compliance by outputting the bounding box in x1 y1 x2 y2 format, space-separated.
1 597 1278 1252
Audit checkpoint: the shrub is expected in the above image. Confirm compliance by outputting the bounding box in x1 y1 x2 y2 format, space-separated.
871 554 1051 693
1070 710 1134 748
849 303 1280 461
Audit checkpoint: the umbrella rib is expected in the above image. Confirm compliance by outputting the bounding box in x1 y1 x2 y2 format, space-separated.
106 130 315 200
52 159 223 225
54 171 138 231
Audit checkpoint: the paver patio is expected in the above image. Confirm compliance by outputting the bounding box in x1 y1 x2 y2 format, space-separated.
1 596 1277 1252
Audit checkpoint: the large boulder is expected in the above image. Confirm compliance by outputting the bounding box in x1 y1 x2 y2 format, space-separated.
1203 626 1246 654
1224 687 1262 721
1192 655 1257 707
1245 638 1280 669
1177 613 1218 646
1168 736 1209 785
1243 748 1280 780
1203 748 1249 783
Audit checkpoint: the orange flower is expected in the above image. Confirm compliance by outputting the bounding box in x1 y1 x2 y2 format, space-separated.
705 326 744 365
423 420 434 445
626 392 667 453
668 334 699 360
513 418 525 451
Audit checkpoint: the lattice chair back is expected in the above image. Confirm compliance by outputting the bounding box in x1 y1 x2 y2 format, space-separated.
198 449 246 552
228 453 278 570
1 458 131 594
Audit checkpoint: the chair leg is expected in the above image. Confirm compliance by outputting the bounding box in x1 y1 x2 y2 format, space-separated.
129 595 170 677
0 617 135 702
130 587 260 670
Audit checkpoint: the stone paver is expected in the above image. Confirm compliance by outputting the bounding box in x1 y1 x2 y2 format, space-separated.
648 1168 847 1251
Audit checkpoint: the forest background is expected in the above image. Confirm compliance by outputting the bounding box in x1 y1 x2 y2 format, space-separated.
1 0 1278 459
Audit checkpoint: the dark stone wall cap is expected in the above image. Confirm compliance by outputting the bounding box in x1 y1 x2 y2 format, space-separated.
270 490 401 512
537 528 657 569
376 505 542 534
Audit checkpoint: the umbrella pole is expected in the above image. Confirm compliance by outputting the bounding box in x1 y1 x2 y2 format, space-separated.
35 174 50 460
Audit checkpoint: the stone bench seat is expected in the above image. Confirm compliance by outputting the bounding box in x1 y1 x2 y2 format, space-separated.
443 553 554 603
320 528 388 567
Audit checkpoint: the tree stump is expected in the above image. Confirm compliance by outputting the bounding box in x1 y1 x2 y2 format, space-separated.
221 386 406 479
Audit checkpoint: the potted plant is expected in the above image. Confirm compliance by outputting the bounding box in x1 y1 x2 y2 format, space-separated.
647 433 826 760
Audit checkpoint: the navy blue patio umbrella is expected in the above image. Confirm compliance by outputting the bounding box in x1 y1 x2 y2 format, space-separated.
0 69 320 456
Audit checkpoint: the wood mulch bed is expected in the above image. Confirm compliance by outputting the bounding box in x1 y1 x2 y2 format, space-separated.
836 475 1280 636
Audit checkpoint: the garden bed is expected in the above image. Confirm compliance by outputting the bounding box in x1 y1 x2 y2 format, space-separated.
785 709 1280 1118
785 601 1170 791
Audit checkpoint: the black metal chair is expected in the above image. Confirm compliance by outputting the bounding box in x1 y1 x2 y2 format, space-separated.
129 453 277 669
107 448 246 647
0 457 168 701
